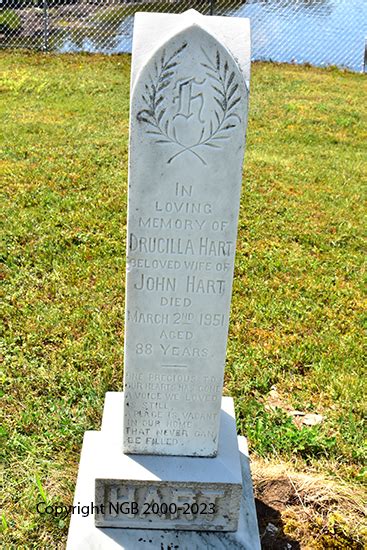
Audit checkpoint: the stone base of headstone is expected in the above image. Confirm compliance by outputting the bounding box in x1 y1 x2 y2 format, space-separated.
66 392 260 549
96 395 243 531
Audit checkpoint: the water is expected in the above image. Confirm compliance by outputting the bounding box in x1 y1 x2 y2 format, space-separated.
234 0 367 72
55 1 367 72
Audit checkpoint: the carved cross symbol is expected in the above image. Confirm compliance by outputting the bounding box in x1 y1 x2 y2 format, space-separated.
173 77 206 124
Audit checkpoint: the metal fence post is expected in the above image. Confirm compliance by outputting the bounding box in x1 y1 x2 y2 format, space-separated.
43 0 49 52
210 0 216 16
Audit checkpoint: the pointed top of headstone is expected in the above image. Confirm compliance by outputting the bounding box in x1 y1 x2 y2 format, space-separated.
124 10 250 457
131 11 250 90
182 9 203 16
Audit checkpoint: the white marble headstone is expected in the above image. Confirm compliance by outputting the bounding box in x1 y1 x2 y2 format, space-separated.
123 10 250 457
65 11 258 542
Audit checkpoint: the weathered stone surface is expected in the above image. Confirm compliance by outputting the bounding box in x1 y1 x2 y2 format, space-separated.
66 11 258 544
123 10 250 457
95 393 242 531
66 392 260 548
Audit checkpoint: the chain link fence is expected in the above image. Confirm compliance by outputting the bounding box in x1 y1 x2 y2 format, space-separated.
1 0 366 72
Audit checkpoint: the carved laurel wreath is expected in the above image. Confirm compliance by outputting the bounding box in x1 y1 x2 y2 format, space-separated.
137 43 241 166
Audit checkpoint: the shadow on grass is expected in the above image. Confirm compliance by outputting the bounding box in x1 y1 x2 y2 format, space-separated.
256 498 301 550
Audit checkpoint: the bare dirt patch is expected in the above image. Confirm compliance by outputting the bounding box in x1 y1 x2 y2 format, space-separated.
252 460 366 549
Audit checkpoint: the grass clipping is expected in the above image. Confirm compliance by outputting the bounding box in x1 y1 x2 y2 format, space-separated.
253 460 367 549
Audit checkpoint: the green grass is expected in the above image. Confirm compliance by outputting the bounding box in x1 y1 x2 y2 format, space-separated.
0 9 21 33
1 52 366 547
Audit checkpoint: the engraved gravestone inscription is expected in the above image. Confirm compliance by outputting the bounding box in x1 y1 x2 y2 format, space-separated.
95 480 240 530
123 22 249 457
66 11 259 544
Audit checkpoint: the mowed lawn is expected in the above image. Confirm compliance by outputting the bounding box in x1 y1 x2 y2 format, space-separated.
1 52 366 548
